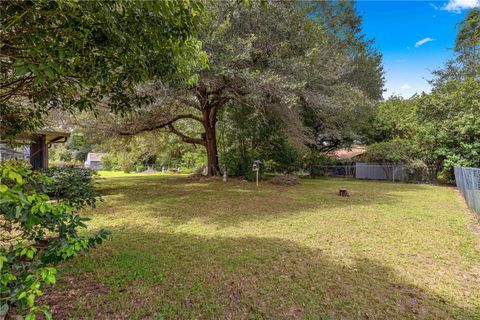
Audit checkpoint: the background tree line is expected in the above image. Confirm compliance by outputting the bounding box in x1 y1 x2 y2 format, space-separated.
363 8 479 182
47 5 479 184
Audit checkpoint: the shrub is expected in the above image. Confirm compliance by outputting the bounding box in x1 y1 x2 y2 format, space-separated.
363 139 414 164
303 150 337 176
135 164 146 173
100 153 118 171
41 166 101 209
178 167 195 174
0 161 108 319
263 160 279 173
404 160 429 182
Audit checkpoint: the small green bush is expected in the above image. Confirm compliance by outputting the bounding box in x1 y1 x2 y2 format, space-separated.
0 161 108 319
41 166 101 209
100 153 118 171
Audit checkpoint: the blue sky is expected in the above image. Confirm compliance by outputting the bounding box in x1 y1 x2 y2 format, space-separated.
355 0 479 98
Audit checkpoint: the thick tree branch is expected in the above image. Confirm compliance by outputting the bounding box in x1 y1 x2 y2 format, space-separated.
117 113 203 136
167 123 205 145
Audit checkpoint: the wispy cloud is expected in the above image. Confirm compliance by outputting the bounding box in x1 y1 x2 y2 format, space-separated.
442 0 479 13
415 37 435 48
400 84 412 90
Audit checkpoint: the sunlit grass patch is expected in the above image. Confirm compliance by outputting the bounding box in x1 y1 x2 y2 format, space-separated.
43 176 480 319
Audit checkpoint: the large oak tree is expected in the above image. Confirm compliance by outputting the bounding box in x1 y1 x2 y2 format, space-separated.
93 1 383 176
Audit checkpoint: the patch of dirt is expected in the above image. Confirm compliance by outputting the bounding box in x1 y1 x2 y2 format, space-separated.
221 277 258 320
270 174 300 186
38 273 109 319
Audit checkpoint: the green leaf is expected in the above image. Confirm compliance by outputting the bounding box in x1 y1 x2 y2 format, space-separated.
0 184 7 192
27 293 35 307
8 171 22 183
0 304 9 317
25 312 36 320
43 308 53 320
0 256 8 269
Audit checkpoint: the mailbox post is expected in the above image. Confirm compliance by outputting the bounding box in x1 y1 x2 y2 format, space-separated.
252 160 261 186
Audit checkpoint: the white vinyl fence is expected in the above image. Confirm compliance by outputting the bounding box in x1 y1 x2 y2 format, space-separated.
454 166 480 220
310 163 407 181
355 163 405 182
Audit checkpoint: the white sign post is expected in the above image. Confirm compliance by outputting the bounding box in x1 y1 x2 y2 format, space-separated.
252 160 261 186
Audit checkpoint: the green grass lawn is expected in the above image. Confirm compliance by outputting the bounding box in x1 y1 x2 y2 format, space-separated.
43 175 480 319
97 171 188 178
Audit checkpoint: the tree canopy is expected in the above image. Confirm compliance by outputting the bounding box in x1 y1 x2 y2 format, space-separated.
0 0 205 138
89 1 384 176
430 8 479 87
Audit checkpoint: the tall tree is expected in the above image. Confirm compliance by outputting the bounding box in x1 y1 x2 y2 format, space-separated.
430 8 479 87
416 78 480 179
88 1 384 176
0 0 205 138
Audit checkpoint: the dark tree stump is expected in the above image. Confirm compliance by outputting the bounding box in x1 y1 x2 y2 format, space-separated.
338 188 350 197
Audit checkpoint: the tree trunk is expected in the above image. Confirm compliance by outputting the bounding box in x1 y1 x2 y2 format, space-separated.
203 107 220 176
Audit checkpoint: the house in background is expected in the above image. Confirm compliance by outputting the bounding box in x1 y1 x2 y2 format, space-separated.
333 147 366 162
0 144 29 162
84 153 104 170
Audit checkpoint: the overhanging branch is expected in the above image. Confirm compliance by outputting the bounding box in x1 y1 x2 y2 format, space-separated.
117 113 203 136
167 123 205 146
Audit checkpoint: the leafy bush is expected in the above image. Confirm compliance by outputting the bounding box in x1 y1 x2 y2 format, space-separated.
135 164 146 173
404 160 429 182
41 166 101 209
181 151 207 169
0 161 108 319
119 155 134 174
363 139 414 164
177 167 195 174
263 160 279 173
100 153 118 171
303 150 337 176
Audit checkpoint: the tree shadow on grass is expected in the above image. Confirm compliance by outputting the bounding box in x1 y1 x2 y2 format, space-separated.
94 176 435 228
43 231 479 319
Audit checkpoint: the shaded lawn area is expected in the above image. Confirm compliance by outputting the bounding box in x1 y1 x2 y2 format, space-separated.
43 175 480 319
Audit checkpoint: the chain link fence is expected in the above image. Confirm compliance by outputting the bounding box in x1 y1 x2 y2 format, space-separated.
454 166 480 220
308 163 411 182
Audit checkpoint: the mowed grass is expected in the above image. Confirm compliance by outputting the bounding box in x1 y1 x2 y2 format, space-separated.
97 171 188 178
45 175 480 319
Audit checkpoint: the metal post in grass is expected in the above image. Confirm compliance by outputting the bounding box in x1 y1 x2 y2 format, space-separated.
470 168 479 215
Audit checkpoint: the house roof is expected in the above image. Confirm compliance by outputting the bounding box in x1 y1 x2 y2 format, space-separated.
1 130 70 145
333 147 366 160
87 153 104 162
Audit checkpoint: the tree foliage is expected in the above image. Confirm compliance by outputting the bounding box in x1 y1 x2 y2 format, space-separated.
0 0 205 138
0 162 108 318
416 78 480 179
90 1 384 176
367 78 480 181
363 139 413 164
430 8 479 87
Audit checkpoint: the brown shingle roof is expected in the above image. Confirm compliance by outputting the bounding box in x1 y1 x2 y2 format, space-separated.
333 147 366 160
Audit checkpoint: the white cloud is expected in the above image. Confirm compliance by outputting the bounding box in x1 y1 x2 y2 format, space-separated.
442 0 479 13
400 84 412 90
415 37 435 48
